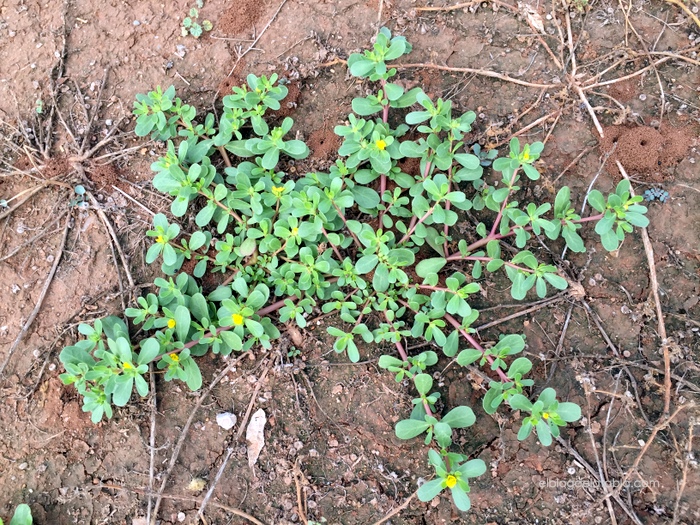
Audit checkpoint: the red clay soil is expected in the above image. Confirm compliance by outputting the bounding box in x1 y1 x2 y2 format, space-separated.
87 162 120 190
600 124 696 181
218 0 269 36
273 80 302 119
40 156 72 179
307 127 340 160
607 78 638 104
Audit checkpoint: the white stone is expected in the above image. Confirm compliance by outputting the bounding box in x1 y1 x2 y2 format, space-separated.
216 412 237 430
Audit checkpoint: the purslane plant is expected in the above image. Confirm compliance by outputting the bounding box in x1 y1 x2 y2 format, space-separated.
60 28 650 512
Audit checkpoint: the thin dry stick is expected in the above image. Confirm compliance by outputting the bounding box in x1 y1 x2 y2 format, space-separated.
583 56 673 89
545 303 574 384
617 161 671 416
196 447 234 522
602 372 622 486
542 110 561 146
664 0 700 28
225 0 289 79
585 385 618 525
492 109 562 148
415 0 480 11
617 0 667 125
146 363 157 524
80 68 109 153
0 210 68 262
87 191 135 291
0 185 47 220
575 85 605 138
580 299 652 427
474 291 567 332
610 404 688 498
111 185 156 217
621 361 700 394
552 147 592 184
150 355 246 524
370 490 418 525
672 423 695 525
556 437 643 525
196 361 272 520
95 483 267 525
0 212 71 377
235 362 272 440
396 63 558 89
293 458 308 524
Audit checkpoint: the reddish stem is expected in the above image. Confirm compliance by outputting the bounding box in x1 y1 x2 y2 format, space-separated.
464 213 605 253
443 313 510 382
332 202 362 248
489 168 520 238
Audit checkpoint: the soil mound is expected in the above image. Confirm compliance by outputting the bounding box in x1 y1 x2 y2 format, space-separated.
600 125 695 181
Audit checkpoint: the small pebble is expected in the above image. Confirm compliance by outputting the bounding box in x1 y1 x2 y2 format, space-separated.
177 512 186 522
639 94 647 101
18 462 28 470
133 20 140 26
216 412 237 430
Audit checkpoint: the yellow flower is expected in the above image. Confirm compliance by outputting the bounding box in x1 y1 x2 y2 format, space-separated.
123 362 132 370
167 318 176 329
445 475 457 488
522 151 530 161
272 186 285 197
375 139 387 151
169 353 179 362
232 313 244 326
156 235 165 244
291 227 299 236
542 412 550 420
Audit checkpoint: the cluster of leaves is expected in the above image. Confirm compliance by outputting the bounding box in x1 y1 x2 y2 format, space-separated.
59 28 651 512
181 0 212 38
0 504 32 525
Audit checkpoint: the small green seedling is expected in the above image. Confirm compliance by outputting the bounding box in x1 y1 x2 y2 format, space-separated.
70 184 88 208
181 0 212 38
0 503 33 525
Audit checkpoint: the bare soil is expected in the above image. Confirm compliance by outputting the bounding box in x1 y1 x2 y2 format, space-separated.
1 0 699 524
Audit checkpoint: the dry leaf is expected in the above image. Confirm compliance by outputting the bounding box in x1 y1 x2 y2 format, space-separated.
246 408 267 467
519 2 545 34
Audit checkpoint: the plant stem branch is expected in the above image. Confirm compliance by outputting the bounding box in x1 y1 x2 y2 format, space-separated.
490 168 520 237
443 313 510 382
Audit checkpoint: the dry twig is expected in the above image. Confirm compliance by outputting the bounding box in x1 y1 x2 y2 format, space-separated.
617 161 671 416
94 483 267 525
150 355 247 524
371 490 418 525
0 212 72 377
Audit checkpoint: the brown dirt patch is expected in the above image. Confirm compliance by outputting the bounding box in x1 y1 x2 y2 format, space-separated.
599 125 696 181
607 78 638 103
218 0 269 36
217 58 247 97
397 156 421 178
307 127 340 160
40 156 71 179
273 80 302 119
87 162 120 190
